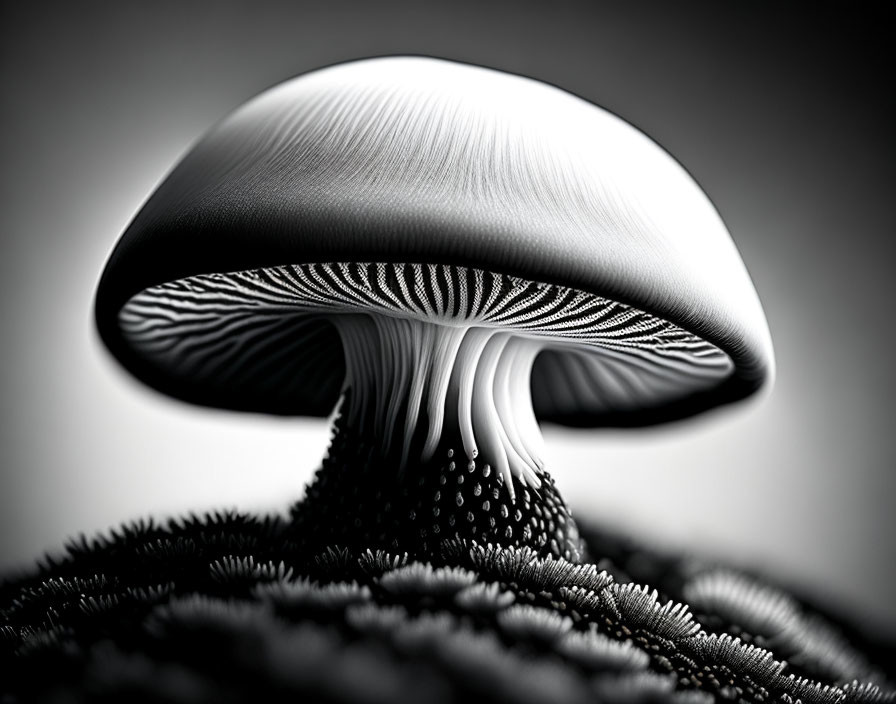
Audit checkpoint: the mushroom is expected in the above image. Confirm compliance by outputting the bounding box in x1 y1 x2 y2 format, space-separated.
95 57 773 562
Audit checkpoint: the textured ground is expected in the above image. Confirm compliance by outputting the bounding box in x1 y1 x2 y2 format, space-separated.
2 503 894 703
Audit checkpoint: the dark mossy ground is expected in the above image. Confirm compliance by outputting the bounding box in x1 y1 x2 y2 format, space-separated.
2 500 894 703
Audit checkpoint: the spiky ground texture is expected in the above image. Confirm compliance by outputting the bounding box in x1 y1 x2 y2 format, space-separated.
2 505 895 704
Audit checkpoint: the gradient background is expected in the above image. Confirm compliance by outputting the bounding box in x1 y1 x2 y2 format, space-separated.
1 1 894 635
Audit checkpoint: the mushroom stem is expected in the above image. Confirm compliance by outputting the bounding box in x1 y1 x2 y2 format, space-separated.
329 314 547 498
304 312 585 561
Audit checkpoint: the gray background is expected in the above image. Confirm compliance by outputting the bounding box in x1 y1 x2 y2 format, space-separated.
2 1 894 634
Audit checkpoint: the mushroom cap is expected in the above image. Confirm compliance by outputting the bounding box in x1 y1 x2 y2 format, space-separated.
95 56 774 427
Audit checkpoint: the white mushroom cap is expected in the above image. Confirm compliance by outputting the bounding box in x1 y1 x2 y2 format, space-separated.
96 56 774 430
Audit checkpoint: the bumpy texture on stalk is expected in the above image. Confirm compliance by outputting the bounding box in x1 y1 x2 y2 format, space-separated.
293 412 585 561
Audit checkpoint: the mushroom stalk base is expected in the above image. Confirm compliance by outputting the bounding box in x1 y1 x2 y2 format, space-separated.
291 412 585 562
